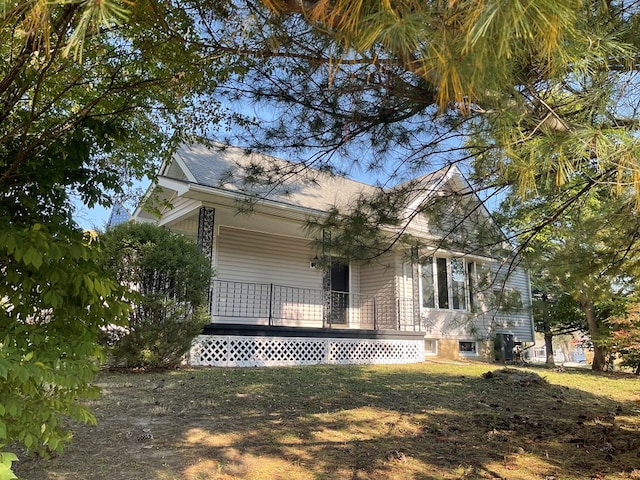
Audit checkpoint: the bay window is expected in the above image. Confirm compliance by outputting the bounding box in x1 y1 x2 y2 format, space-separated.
420 256 475 311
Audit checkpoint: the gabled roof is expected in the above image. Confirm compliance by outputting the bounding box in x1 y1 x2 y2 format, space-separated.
164 143 377 213
137 142 499 235
134 142 509 258
157 143 464 213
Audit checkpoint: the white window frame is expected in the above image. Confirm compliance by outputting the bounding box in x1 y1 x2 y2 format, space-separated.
419 256 473 312
458 340 478 356
424 339 438 356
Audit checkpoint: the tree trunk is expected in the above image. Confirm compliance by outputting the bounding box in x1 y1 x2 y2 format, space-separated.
544 332 555 366
560 340 571 363
580 298 607 371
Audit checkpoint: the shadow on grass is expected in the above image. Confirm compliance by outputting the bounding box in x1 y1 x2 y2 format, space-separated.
13 364 640 480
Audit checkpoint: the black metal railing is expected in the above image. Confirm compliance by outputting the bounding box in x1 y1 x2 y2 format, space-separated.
209 279 419 331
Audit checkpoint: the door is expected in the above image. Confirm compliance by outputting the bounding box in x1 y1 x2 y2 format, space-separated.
328 262 349 325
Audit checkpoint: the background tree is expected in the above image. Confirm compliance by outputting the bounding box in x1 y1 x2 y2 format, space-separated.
98 223 212 369
531 286 585 366
496 176 640 371
167 1 640 288
605 302 640 374
5 0 640 473
202 1 640 193
0 1 227 474
1 0 231 223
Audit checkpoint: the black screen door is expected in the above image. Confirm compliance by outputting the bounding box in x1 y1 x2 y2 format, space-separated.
329 262 349 325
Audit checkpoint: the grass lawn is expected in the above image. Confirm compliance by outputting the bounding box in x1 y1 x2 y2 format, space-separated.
12 362 640 480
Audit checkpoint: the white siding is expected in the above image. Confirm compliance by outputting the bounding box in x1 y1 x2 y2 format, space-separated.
420 310 473 338
168 218 198 238
217 226 321 288
164 160 189 181
349 262 363 328
491 264 534 342
395 256 416 330
214 226 323 327
413 257 522 340
359 254 398 330
420 260 534 342
159 197 201 227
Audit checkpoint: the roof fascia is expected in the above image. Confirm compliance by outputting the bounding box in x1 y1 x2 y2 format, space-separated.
157 176 190 196
156 177 330 222
132 183 156 220
132 176 188 221
188 183 328 220
157 199 202 227
404 166 458 213
416 244 504 264
406 165 506 236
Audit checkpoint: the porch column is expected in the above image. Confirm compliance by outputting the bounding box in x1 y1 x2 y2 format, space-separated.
198 206 215 315
322 230 331 328
197 206 215 261
411 246 420 331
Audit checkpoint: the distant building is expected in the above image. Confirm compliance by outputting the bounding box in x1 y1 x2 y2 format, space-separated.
107 202 131 228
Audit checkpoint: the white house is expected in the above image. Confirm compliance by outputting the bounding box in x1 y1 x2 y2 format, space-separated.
133 143 535 367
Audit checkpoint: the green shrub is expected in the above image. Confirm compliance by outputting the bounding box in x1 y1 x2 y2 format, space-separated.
0 223 130 474
99 223 212 369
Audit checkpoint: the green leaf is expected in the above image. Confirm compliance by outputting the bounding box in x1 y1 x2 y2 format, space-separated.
23 248 43 269
0 451 18 480
3 235 17 255
0 359 10 379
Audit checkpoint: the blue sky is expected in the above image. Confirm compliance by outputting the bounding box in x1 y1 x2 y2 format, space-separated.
73 183 147 231
74 202 115 231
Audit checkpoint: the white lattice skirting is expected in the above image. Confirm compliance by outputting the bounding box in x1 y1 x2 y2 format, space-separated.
190 334 425 367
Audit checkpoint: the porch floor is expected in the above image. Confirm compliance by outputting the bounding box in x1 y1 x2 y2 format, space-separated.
201 323 425 340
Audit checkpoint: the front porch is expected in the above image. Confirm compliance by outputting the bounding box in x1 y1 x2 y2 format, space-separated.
209 279 418 331
190 279 426 367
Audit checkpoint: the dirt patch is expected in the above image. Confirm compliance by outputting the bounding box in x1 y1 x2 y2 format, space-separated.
11 364 640 480
481 367 548 386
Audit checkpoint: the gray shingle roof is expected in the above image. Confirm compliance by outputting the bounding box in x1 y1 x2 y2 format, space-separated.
107 202 131 227
170 143 382 212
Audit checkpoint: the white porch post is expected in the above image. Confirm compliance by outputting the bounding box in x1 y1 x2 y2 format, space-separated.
411 246 420 331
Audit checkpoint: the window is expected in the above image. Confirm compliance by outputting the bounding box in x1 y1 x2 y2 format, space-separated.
420 257 472 311
459 341 477 355
451 258 466 310
421 257 435 308
437 258 449 309
467 261 476 310
425 339 438 355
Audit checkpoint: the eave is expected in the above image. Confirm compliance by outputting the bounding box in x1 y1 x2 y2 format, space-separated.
154 176 331 224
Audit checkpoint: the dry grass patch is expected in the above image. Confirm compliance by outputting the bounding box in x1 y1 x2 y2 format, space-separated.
11 363 640 480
